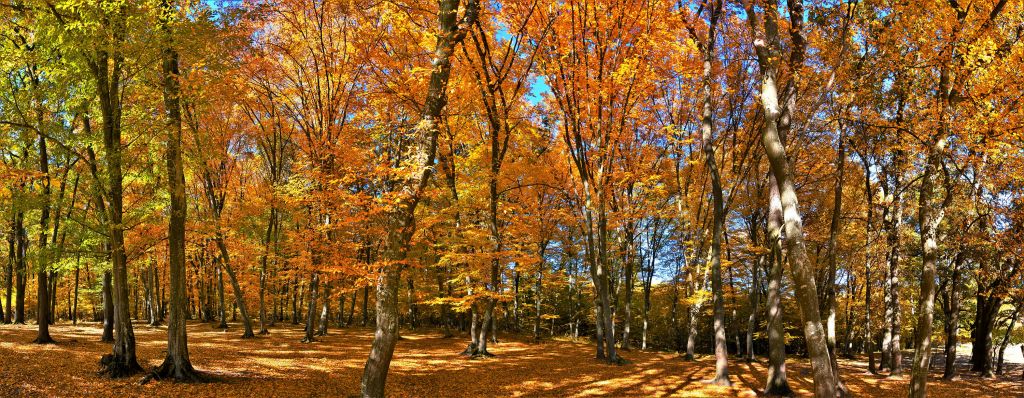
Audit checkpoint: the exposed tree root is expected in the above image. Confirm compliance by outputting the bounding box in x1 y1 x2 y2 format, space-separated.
98 353 143 379
138 357 207 385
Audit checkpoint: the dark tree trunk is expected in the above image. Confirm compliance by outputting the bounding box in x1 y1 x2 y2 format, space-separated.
102 271 114 342
348 289 356 326
971 294 1002 377
33 129 54 344
150 1 201 378
14 211 26 324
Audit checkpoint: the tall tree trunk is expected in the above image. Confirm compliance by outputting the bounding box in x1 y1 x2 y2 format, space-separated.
73 258 80 325
764 177 793 396
258 208 276 335
91 5 141 377
360 1 479 396
909 139 950 396
33 128 55 344
822 134 846 390
744 1 836 395
102 271 114 342
14 211 26 324
302 273 319 343
151 0 200 378
4 214 13 324
941 252 964 380
216 237 255 338
317 280 330 336
995 308 1019 375
338 288 346 328
348 289 356 326
698 0 728 383
859 151 878 374
971 293 1002 377
216 264 227 329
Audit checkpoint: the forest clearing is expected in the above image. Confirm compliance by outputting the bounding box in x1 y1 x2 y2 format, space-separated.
1 322 1020 397
3 0 1024 397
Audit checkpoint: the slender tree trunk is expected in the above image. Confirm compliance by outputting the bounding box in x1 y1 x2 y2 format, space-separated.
151 1 200 377
258 208 275 335
361 285 369 326
995 308 1018 375
746 254 761 362
216 264 227 329
764 177 793 396
348 289 356 326
317 280 330 336
745 1 836 393
338 288 346 328
303 274 319 343
942 253 964 380
102 271 114 342
4 216 13 324
698 1 728 383
14 211 26 324
360 1 479 396
822 134 846 391
33 128 55 344
73 258 80 325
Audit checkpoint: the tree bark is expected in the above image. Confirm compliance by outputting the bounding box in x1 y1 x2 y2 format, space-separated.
216 237 255 338
909 139 950 396
317 279 330 336
151 0 201 379
995 308 1018 375
697 0 728 384
941 252 965 380
764 177 793 396
359 1 479 396
33 127 55 344
743 1 836 395
302 273 318 343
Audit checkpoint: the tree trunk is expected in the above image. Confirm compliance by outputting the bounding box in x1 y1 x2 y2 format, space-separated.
258 208 276 335
995 308 1019 375
745 1 836 394
151 0 201 377
909 140 949 397
764 177 793 396
4 215 13 324
360 1 479 396
14 211 26 324
317 280 330 336
971 294 1001 377
698 1 728 383
302 274 318 343
33 128 55 344
216 238 255 338
941 252 965 380
822 133 846 390
102 271 114 342
216 264 227 329
73 260 80 325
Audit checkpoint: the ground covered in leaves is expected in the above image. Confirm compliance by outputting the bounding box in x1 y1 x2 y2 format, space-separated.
0 321 1020 397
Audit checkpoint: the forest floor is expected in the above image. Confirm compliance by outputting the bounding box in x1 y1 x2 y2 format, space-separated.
0 321 1020 397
